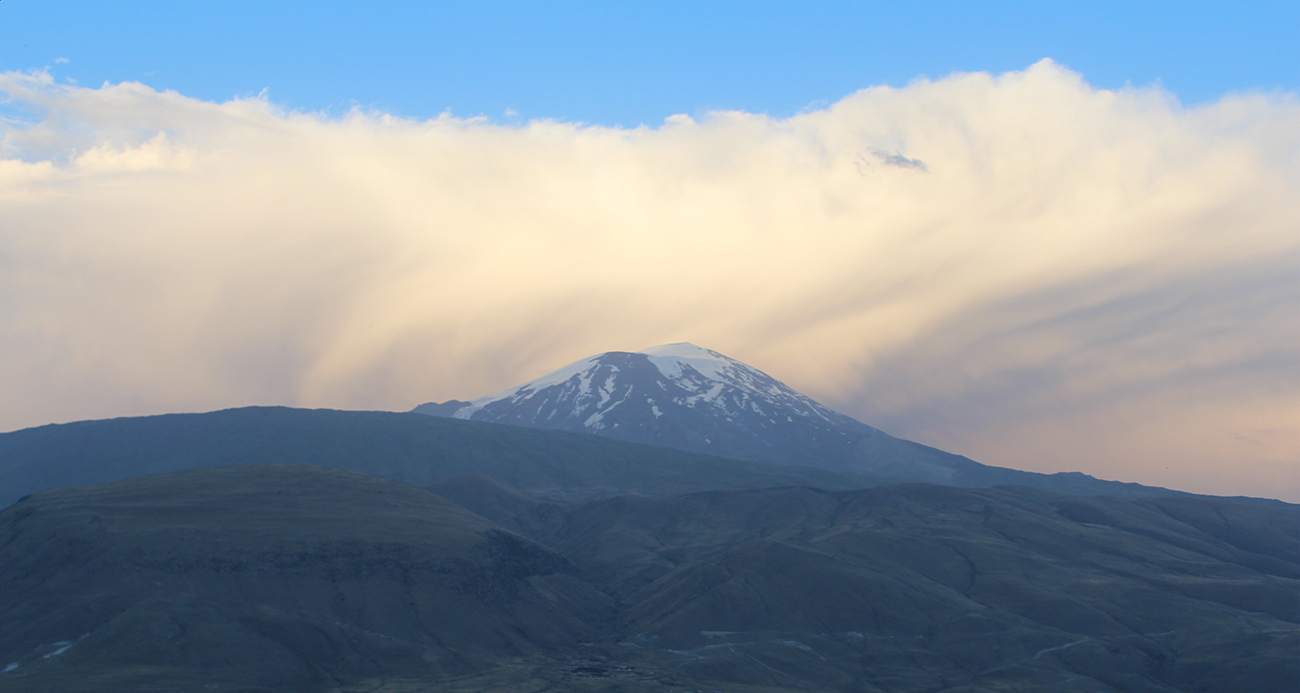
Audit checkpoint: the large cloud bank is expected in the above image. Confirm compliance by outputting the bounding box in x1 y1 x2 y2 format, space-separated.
1 61 1296 499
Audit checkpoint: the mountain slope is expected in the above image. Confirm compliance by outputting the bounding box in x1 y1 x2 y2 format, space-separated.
4 466 1293 692
552 483 1299 692
0 465 617 692
0 406 883 508
414 343 1179 496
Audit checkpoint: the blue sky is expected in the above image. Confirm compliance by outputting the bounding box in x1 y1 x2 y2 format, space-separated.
2 1 1296 126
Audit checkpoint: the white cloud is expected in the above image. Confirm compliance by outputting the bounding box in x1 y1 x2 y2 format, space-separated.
1 61 1296 500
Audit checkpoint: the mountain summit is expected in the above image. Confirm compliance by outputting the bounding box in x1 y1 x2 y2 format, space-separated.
416 342 870 459
424 343 833 424
414 344 1154 494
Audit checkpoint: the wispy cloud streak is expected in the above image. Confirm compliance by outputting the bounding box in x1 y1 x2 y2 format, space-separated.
1 61 1296 499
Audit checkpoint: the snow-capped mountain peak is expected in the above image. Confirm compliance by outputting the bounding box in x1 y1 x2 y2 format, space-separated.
639 343 796 398
412 344 1148 493
430 343 840 433
407 341 976 481
413 343 976 485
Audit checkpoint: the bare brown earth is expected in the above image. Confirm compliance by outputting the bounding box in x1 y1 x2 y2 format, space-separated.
1 466 1296 692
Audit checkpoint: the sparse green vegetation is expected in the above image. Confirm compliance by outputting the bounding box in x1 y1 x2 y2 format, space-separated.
1 464 1295 692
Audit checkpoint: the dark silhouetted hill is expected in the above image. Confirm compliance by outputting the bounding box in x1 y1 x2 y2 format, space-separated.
0 406 886 509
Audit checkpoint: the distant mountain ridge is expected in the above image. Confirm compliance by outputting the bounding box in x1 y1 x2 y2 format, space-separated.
414 343 1174 496
0 406 884 509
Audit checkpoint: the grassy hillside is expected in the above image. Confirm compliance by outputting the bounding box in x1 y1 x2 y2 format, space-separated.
565 484 1298 690
2 406 1295 692
2 465 1296 691
0 465 617 692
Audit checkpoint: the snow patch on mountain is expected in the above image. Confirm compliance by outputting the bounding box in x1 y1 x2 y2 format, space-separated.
641 343 792 399
451 342 835 432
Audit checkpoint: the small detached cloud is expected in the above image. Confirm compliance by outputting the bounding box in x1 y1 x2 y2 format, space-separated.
867 148 928 171
0 60 1296 500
